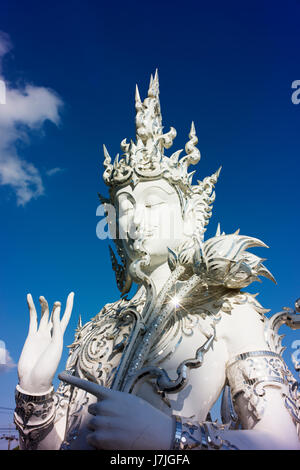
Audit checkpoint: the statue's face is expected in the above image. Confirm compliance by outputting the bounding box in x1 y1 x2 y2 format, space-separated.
115 179 189 267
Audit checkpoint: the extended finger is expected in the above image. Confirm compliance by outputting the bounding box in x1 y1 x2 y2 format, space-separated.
60 292 75 333
38 296 50 330
86 430 112 450
58 371 112 399
51 302 62 342
27 293 37 334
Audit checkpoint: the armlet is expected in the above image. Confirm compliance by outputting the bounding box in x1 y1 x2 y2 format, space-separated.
225 350 300 426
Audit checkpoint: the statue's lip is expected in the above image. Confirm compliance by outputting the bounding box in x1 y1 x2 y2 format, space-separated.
127 230 156 244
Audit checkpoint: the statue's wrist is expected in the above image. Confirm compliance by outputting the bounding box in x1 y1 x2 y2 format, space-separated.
18 377 53 395
14 384 56 428
16 383 54 397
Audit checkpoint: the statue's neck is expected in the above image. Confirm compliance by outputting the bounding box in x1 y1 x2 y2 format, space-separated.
142 261 171 295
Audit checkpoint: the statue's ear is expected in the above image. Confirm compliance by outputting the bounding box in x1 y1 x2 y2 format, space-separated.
182 199 197 238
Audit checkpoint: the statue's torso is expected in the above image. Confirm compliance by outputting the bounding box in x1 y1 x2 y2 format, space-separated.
58 290 265 449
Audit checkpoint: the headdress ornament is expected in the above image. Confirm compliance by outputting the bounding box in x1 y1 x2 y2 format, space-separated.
102 70 221 203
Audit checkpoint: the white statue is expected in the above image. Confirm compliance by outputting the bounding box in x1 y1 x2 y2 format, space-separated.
14 71 300 450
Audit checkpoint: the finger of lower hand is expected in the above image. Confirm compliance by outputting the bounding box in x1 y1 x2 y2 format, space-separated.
58 371 111 399
86 432 101 449
87 416 99 431
88 403 98 415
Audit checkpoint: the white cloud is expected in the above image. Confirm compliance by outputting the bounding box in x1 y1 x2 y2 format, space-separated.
0 342 16 374
0 31 63 205
46 167 64 177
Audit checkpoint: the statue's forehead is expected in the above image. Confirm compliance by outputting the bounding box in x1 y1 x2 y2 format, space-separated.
115 179 176 200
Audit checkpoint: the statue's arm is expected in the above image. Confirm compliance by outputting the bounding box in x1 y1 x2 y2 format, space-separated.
173 302 300 450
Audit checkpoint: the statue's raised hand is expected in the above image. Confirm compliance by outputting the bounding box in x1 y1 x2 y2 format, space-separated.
18 292 74 394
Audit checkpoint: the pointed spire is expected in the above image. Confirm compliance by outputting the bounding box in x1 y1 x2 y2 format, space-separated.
153 68 159 94
148 69 160 98
190 121 196 137
135 84 141 103
148 73 153 95
216 223 221 237
102 144 114 183
103 144 111 164
113 153 120 169
188 170 196 184
77 314 82 329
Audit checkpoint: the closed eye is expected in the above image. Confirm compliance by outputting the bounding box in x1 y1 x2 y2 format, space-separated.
145 202 164 208
144 196 165 208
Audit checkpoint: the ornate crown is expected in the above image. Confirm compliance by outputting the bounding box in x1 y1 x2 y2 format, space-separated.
102 70 221 202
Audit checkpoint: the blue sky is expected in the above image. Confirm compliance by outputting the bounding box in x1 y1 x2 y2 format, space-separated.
0 0 299 444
